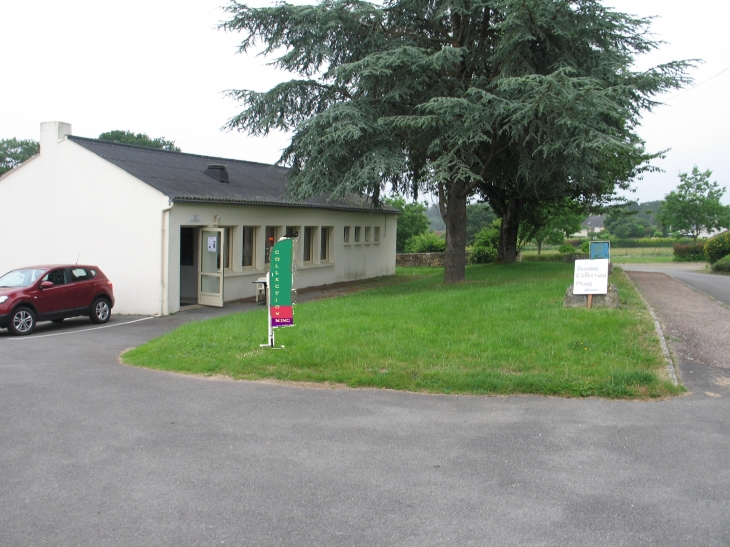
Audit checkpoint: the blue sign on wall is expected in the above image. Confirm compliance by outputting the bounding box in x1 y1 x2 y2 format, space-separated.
589 241 610 260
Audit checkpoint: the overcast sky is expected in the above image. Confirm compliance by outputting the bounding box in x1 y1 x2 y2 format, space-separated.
2 0 728 204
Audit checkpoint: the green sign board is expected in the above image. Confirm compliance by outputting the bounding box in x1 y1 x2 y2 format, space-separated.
269 238 293 327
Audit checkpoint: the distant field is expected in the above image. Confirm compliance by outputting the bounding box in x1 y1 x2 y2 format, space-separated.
522 246 676 264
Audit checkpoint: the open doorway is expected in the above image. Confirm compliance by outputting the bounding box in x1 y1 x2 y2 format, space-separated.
180 227 198 306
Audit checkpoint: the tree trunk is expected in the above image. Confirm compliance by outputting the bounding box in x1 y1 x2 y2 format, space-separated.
442 190 468 283
537 240 542 254
498 200 520 262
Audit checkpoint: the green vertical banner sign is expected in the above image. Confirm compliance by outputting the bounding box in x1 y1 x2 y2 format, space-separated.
269 238 294 328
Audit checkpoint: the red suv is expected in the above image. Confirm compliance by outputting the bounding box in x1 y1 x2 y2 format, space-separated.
0 265 115 336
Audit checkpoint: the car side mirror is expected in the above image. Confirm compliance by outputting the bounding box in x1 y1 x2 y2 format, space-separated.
40 281 54 289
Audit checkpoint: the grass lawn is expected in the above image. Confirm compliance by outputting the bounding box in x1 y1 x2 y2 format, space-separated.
123 263 682 399
523 247 676 264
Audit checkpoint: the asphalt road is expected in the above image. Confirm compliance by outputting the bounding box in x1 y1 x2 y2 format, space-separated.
1 301 729 546
621 263 730 307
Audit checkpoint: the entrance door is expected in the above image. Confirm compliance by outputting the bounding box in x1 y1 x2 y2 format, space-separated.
198 228 225 307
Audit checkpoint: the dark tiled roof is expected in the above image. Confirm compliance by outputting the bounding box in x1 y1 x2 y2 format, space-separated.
68 136 398 214
581 215 605 229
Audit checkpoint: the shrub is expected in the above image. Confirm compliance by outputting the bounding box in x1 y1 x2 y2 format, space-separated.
653 231 664 238
704 231 730 264
580 241 590 254
711 254 730 274
673 243 706 262
404 231 446 253
470 245 497 264
559 243 576 254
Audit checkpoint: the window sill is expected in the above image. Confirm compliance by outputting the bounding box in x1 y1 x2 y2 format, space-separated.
297 262 334 270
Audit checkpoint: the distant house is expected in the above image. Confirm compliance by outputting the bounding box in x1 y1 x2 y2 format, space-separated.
572 215 605 238
0 122 398 315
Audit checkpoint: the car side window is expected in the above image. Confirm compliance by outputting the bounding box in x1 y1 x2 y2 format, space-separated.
43 269 67 286
70 268 90 282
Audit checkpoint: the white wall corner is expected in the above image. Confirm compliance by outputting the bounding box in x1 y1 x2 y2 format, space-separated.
40 121 72 152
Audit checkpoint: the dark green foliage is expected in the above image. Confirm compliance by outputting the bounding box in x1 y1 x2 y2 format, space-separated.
384 195 430 251
470 246 497 264
404 232 446 253
704 231 730 263
98 130 181 152
711 254 730 274
469 222 499 263
0 138 39 176
659 167 730 243
466 204 497 244
672 243 706 262
221 0 693 279
559 244 576 255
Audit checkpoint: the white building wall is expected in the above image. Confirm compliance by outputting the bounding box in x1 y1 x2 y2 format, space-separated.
167 203 397 314
0 122 169 315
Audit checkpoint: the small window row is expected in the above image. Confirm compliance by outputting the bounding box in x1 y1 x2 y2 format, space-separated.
343 226 380 245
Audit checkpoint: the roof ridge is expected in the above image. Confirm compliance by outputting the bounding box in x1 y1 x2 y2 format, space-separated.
67 135 286 170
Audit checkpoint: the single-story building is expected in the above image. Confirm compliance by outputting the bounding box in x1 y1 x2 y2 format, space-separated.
0 122 398 315
572 215 605 238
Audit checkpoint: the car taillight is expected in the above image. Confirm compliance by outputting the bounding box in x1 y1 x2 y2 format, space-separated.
108 281 113 288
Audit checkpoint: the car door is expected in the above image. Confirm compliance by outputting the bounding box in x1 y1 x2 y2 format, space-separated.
35 268 73 319
67 267 95 312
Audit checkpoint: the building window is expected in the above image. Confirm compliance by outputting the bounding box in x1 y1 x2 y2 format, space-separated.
364 226 371 243
242 226 255 268
265 226 277 264
354 226 361 243
285 226 298 238
343 226 350 243
374 226 380 243
303 226 313 263
320 227 330 261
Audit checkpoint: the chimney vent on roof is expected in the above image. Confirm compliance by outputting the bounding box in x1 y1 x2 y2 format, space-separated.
205 164 229 183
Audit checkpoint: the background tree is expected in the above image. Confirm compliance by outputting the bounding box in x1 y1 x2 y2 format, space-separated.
0 138 39 176
222 0 691 282
424 203 446 232
466 204 497 245
527 205 584 253
658 166 730 242
383 195 430 252
98 130 181 152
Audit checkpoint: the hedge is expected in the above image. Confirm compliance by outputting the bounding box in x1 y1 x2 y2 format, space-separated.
711 254 730 274
673 243 706 262
704 231 730 264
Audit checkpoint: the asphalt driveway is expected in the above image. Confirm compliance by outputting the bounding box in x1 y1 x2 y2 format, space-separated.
1 295 729 546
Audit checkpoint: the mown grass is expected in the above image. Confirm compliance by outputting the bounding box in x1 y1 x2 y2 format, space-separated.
123 263 682 399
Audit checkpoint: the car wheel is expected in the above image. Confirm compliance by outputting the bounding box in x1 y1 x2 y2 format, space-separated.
90 297 111 324
9 307 36 336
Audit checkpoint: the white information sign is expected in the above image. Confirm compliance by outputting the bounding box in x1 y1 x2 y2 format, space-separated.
573 259 609 295
189 214 202 223
207 236 217 252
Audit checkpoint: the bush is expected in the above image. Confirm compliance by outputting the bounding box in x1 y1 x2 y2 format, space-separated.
559 243 576 254
580 241 590 254
704 231 730 264
672 243 706 262
652 231 664 238
711 254 730 274
404 232 446 253
470 245 497 264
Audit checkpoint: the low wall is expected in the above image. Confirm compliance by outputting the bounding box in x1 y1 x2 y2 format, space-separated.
396 252 475 267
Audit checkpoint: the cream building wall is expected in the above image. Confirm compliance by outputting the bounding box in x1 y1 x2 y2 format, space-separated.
0 122 398 316
0 122 169 315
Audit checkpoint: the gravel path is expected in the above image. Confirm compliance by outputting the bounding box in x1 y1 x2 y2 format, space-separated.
626 271 730 396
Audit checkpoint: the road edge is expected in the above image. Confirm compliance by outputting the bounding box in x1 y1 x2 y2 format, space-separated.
623 271 679 386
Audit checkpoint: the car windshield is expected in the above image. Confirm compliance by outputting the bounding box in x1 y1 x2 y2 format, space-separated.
0 268 46 288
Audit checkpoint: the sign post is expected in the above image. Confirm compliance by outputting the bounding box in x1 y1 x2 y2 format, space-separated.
261 238 294 348
573 259 609 309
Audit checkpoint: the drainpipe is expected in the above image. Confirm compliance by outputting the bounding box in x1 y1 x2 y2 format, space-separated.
160 201 173 316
